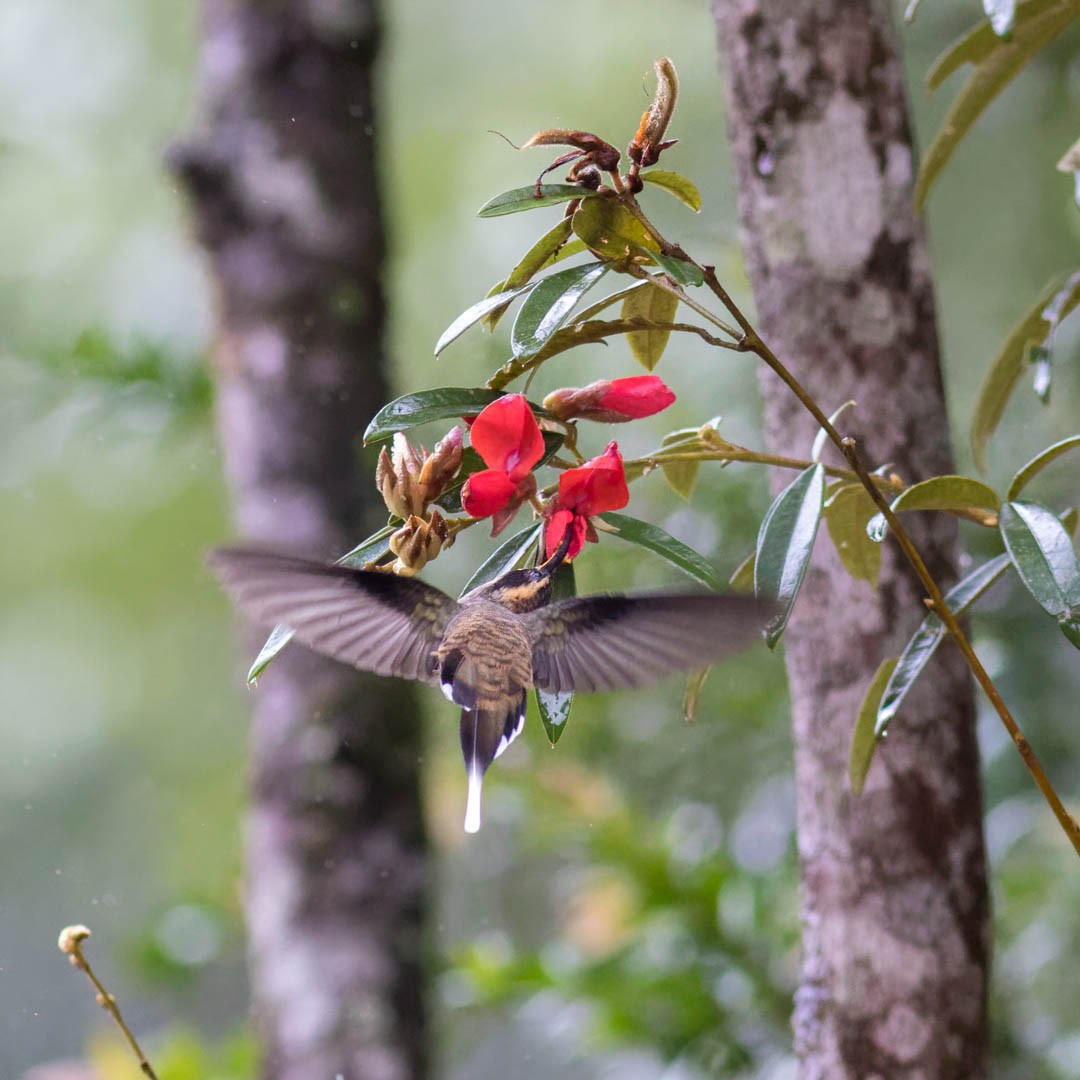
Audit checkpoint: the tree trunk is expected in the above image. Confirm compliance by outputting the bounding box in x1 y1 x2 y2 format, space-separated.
172 3 427 1078
711 2 990 1076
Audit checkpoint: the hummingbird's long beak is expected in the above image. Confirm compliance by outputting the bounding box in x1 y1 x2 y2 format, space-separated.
538 519 574 574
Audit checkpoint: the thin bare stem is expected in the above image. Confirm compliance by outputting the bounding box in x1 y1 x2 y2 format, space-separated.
58 926 160 1079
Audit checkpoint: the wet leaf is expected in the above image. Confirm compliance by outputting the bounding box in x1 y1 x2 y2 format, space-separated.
999 501 1080 626
600 511 723 589
1007 435 1080 500
511 261 610 358
478 184 589 218
810 400 856 463
460 523 544 595
824 483 882 586
754 464 826 648
850 658 898 796
728 550 756 592
916 0 1080 209
572 197 659 259
877 554 1012 730
640 169 703 211
623 282 679 370
649 249 705 287
971 271 1080 470
435 284 537 355
866 474 1000 540
364 387 549 444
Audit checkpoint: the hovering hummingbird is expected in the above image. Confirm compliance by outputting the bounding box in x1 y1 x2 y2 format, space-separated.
209 531 770 833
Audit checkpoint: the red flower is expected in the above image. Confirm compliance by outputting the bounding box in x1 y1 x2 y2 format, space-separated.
544 441 630 559
543 375 676 424
462 394 546 534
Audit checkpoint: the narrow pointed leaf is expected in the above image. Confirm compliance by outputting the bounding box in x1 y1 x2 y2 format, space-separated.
866 474 1000 540
247 526 396 683
623 282 679 370
1007 435 1080 500
661 459 700 500
728 550 756 592
877 554 1012 730
364 387 549 444
824 483 882 586
536 562 576 744
435 284 537 355
641 169 703 211
999 501 1080 622
460 523 543 595
482 220 578 331
810 400 856 463
850 658 898 796
478 184 590 218
916 0 1080 209
682 667 712 723
755 464 826 647
600 511 722 589
971 271 1080 470
572 197 660 259
511 261 609 358
571 281 650 325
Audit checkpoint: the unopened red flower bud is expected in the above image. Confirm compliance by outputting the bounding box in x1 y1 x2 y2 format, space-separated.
543 376 676 423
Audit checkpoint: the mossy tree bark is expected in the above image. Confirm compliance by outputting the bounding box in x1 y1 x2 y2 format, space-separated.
173 3 427 1078
711 3 990 1076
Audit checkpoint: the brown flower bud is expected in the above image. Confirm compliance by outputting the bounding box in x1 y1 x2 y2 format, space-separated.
417 426 464 503
628 58 679 168
521 129 621 173
388 510 450 576
377 433 428 520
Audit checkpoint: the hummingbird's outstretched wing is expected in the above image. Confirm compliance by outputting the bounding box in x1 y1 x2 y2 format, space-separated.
209 548 460 682
526 592 770 694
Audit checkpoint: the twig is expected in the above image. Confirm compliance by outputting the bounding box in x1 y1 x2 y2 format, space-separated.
58 925 160 1079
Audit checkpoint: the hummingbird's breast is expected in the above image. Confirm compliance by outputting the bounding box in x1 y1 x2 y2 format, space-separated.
436 599 534 710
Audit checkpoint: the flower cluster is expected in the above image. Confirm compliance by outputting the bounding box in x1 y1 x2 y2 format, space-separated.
456 377 673 561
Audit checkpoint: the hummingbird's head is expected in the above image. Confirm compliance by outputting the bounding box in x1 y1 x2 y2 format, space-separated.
468 565 554 613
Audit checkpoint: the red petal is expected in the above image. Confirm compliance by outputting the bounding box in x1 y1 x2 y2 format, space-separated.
489 474 537 536
469 394 545 480
461 469 515 517
596 375 676 418
545 508 588 560
556 441 629 515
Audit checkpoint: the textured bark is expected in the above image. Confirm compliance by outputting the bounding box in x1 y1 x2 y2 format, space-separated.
711 3 990 1077
172 3 427 1078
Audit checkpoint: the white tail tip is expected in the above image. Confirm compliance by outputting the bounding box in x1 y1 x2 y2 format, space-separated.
464 767 484 834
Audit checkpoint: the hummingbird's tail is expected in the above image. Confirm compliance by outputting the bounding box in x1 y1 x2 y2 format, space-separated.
460 694 527 833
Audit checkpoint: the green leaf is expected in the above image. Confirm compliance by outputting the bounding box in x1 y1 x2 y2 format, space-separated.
877 554 1012 730
1007 435 1080 500
660 460 700 500
623 282 679 371
460 523 544 595
850 658 898 796
971 271 1080 470
364 387 549 444
999 501 1080 621
247 526 396 684
916 0 1080 209
728 550 756 592
754 464 826 648
511 261 610 358
650 249 705 287
482 220 578 331
435 284 537 355
640 169 703 211
599 511 723 589
866 474 1001 540
570 281 650 325
536 562 576 744
572 197 659 259
984 0 1019 35
824 483 882 586
477 184 590 218
682 667 712 723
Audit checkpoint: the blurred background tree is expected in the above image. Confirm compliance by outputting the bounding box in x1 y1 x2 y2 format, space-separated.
1 2 1077 1079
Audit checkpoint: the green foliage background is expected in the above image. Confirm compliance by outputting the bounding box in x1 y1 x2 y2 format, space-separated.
1 1 1078 1077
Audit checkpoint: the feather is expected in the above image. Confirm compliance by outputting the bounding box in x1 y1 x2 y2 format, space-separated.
208 547 458 681
527 592 771 694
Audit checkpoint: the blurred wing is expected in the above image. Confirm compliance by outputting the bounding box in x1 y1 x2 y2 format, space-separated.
527 592 770 694
209 547 459 682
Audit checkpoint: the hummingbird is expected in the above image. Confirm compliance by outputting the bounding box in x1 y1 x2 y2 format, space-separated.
209 530 770 833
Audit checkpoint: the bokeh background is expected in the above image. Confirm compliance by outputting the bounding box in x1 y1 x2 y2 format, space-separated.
2 1 1079 1077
